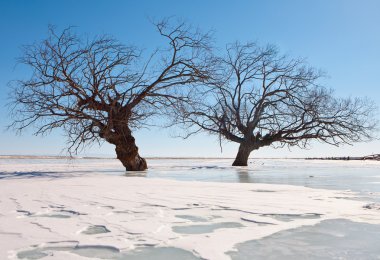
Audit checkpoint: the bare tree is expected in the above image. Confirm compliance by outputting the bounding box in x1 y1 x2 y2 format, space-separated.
8 21 213 171
173 43 378 166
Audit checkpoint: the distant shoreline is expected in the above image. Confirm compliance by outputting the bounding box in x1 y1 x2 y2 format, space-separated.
306 155 380 161
1 154 379 161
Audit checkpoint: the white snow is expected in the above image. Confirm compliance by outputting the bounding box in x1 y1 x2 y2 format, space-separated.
0 158 380 260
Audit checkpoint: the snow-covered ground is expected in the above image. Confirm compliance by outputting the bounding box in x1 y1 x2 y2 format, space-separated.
0 158 379 259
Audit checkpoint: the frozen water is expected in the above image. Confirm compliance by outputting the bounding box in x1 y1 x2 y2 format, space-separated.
4 157 378 200
260 213 322 222
81 225 110 235
1 158 380 260
121 247 200 260
72 245 119 258
37 213 72 219
2 157 379 194
17 245 200 260
227 219 380 260
17 249 48 260
173 222 244 234
143 159 380 203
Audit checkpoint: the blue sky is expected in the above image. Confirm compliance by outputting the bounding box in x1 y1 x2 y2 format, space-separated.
0 0 379 158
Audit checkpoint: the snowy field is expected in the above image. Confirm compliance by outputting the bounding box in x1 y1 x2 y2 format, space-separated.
0 158 380 259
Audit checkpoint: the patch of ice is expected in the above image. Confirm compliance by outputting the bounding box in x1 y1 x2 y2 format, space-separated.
172 222 244 234
17 244 200 260
227 219 380 260
81 225 110 235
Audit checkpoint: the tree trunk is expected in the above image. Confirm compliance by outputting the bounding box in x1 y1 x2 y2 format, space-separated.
111 126 147 171
232 143 252 166
115 138 147 171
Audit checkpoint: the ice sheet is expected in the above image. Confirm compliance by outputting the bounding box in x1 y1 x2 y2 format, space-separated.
1 159 380 259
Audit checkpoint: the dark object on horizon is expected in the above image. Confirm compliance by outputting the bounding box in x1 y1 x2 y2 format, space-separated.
8 20 213 171
363 154 380 160
173 42 378 166
306 154 380 161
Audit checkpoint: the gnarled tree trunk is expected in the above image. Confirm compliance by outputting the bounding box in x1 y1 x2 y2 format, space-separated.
103 123 147 171
232 143 252 166
115 139 147 171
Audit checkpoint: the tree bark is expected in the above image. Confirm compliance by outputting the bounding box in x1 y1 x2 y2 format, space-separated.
115 136 147 171
232 143 252 166
107 124 147 171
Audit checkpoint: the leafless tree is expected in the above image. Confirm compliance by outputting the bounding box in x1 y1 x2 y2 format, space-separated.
8 20 214 171
173 43 378 166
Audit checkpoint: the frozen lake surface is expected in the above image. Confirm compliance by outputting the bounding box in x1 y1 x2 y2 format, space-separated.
2 157 379 201
227 219 380 260
0 158 379 259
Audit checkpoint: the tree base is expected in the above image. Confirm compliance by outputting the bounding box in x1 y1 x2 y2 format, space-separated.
124 156 147 171
232 160 248 166
115 146 147 171
232 144 251 166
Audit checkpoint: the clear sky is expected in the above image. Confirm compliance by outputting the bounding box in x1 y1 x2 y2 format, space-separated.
0 0 379 158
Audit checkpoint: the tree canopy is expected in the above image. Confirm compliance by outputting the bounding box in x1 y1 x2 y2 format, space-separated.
9 20 214 170
172 43 378 165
